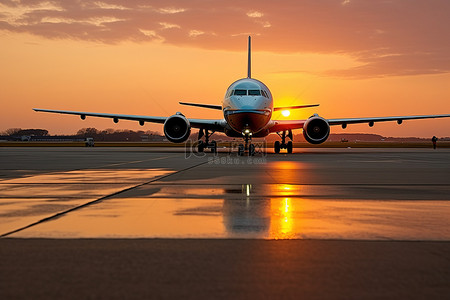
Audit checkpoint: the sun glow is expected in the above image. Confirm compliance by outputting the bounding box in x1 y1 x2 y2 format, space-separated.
281 110 290 117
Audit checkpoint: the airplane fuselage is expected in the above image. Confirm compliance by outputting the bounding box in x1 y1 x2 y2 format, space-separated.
222 78 273 137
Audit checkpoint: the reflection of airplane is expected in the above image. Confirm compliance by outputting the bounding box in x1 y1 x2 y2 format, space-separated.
222 184 295 239
223 185 271 234
34 37 450 155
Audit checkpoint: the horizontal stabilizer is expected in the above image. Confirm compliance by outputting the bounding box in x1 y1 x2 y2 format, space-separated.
179 102 222 110
274 104 319 111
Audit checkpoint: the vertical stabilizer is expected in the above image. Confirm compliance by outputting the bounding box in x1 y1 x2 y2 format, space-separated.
247 36 251 78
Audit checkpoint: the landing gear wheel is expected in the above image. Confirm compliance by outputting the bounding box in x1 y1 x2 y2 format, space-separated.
287 141 293 154
210 141 217 154
197 141 205 153
274 141 281 154
238 144 245 156
249 144 255 156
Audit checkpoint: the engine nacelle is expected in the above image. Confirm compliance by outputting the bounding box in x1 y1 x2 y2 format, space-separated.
163 113 191 143
303 115 330 144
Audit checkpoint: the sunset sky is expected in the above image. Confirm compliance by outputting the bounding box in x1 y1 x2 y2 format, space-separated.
1 0 449 137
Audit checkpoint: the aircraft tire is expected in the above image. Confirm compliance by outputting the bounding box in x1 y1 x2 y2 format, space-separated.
287 141 293 154
249 144 255 156
238 144 245 156
197 141 205 153
211 141 217 154
274 141 281 154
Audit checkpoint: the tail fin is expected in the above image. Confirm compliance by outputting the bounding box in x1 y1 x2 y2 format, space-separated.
247 36 251 78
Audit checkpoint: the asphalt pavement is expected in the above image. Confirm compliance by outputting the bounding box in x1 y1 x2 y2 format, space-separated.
1 147 449 299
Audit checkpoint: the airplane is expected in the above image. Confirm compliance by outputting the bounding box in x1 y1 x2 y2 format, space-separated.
34 36 450 155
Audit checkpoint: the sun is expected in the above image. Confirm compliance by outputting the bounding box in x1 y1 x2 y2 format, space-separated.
281 110 290 117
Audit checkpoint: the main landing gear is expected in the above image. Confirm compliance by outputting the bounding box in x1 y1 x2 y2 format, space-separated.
274 130 293 154
237 134 255 156
197 128 217 153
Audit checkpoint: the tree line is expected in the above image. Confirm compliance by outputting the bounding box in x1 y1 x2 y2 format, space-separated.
75 128 163 141
1 128 164 142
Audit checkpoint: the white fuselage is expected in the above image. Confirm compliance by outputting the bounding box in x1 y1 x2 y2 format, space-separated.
222 78 273 136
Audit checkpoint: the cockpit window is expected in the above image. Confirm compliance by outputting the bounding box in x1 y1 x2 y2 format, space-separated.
248 90 261 96
261 90 268 98
233 89 247 96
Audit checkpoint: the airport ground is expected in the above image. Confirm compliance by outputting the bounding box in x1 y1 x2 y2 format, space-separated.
0 147 449 299
1 140 450 148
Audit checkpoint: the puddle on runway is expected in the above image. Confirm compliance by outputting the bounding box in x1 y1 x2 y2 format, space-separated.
0 198 93 234
3 169 172 184
0 169 173 236
0 183 136 198
11 184 450 240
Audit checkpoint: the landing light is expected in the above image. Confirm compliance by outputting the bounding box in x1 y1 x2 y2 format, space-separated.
282 110 290 117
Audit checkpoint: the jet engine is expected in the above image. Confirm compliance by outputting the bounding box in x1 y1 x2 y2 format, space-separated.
303 115 330 144
163 113 191 143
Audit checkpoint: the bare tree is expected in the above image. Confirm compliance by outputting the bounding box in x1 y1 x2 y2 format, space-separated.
77 128 100 136
2 128 22 136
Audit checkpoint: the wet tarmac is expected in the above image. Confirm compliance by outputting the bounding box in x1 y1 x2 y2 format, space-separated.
1 147 449 239
1 147 450 299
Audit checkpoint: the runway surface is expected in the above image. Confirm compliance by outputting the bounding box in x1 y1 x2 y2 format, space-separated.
1 147 449 239
1 147 449 299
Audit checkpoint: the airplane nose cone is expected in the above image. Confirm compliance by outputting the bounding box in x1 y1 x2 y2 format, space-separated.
225 110 271 133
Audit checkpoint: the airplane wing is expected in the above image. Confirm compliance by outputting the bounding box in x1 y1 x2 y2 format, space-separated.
268 120 306 132
327 114 450 127
189 119 227 131
33 108 226 132
33 108 167 123
268 114 450 132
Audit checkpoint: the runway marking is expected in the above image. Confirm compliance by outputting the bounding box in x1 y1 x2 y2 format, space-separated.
0 157 217 238
0 154 177 183
92 155 176 169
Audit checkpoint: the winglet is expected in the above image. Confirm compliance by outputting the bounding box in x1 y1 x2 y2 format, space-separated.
247 36 251 78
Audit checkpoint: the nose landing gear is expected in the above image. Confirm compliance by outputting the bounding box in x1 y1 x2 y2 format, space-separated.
274 130 293 154
238 130 256 156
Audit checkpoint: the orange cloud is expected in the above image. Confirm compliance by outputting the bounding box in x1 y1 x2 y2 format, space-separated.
1 1 449 78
